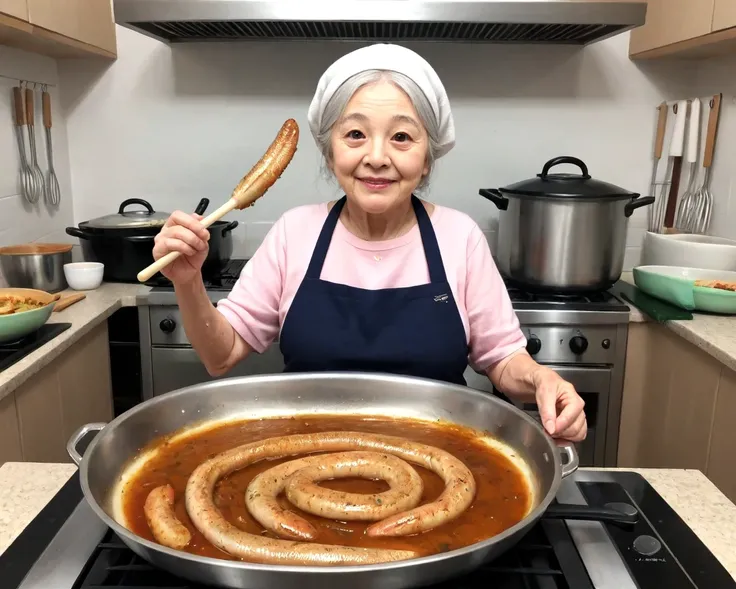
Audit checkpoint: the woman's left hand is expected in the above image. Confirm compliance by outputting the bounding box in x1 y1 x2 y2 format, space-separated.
531 368 587 442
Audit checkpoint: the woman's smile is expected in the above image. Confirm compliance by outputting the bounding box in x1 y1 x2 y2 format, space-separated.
358 177 396 190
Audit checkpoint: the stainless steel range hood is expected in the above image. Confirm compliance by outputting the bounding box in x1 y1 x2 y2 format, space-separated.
113 1 647 45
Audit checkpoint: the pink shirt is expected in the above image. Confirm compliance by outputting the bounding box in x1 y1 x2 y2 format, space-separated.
217 202 527 373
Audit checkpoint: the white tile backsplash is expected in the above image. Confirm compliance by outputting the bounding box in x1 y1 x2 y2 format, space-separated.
0 45 76 286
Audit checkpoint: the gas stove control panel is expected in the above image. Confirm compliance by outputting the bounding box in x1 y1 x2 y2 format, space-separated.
523 326 618 365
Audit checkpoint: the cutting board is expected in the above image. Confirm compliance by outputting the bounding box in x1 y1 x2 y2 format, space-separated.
611 281 693 322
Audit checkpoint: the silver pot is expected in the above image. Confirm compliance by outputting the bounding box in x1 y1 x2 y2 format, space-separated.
67 372 634 589
480 157 655 292
0 243 72 293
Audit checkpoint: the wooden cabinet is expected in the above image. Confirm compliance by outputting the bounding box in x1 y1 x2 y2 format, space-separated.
630 0 736 59
0 323 114 466
27 0 116 55
0 0 115 59
630 0 715 55
620 322 736 504
0 0 27 20
713 0 736 31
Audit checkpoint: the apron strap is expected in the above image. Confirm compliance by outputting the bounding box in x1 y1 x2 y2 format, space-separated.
305 194 448 284
305 196 347 279
411 195 448 284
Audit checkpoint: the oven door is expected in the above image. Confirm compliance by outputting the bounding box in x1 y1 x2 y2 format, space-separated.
464 365 610 467
151 344 286 397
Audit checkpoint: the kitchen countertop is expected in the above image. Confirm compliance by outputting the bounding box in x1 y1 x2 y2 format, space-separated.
0 463 734 580
3 276 736 401
0 282 151 402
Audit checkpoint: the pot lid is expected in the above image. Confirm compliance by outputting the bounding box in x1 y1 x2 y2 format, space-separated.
84 199 170 229
502 157 637 199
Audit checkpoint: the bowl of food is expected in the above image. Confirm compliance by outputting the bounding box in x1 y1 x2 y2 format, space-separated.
63 262 104 291
693 278 736 314
0 288 60 343
633 266 736 314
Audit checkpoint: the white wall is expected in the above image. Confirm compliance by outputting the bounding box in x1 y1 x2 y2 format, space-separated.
0 45 75 286
58 26 697 268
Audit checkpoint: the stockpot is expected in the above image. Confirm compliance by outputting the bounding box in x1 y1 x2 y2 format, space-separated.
65 198 237 283
480 156 655 292
67 372 636 589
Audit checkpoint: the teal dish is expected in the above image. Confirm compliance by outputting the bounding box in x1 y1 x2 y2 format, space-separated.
633 266 736 314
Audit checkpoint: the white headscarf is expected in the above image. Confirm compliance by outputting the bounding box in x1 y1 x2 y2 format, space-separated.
307 43 455 158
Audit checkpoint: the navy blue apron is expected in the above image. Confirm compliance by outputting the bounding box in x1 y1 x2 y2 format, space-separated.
279 195 469 385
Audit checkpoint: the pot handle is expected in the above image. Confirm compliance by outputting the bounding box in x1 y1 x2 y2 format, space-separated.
558 441 579 478
118 198 154 214
66 226 91 240
222 220 239 235
478 189 509 211
539 156 591 179
195 198 210 216
624 196 656 218
544 503 638 526
67 422 107 466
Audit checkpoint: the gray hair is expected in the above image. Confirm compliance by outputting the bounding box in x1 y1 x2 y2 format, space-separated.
315 69 441 192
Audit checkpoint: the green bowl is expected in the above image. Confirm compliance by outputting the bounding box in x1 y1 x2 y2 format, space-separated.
0 288 58 344
633 266 736 314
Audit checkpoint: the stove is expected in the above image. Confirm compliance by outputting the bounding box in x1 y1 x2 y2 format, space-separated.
0 323 71 373
145 260 247 305
2 469 733 589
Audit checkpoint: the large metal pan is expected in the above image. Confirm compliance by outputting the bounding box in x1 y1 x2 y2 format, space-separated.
67 372 634 589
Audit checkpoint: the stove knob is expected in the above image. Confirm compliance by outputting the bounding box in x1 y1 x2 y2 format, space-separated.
159 318 176 334
633 535 662 556
526 336 542 356
569 335 588 355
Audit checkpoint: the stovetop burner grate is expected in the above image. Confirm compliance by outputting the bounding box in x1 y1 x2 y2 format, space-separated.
75 523 580 588
146 259 248 291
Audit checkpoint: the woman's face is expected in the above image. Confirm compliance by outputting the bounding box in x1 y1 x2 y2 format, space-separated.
329 80 430 215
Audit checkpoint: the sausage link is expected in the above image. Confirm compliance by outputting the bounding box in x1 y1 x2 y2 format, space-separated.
183 432 475 564
245 455 321 541
231 118 299 210
284 451 423 522
144 485 191 550
246 451 423 540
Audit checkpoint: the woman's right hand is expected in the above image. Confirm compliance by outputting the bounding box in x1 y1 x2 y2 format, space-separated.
152 211 210 284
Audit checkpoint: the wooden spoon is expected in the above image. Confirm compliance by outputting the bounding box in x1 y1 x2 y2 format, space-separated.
136 119 299 283
53 293 86 312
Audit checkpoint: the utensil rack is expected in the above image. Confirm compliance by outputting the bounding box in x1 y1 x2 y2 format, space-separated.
649 94 723 236
7 78 62 208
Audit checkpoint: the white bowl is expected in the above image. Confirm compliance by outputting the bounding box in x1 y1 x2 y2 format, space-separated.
63 262 104 290
641 232 736 271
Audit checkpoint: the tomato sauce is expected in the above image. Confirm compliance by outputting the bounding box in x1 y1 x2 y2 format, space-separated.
120 415 531 561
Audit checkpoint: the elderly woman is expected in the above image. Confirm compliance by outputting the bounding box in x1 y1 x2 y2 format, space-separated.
152 44 587 443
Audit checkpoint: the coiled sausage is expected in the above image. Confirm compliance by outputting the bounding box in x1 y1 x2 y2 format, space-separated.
246 451 423 540
183 432 475 564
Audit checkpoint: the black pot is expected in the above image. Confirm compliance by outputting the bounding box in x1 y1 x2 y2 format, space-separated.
66 199 238 283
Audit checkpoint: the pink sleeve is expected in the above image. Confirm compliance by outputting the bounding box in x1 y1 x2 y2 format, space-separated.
465 227 527 372
216 216 286 354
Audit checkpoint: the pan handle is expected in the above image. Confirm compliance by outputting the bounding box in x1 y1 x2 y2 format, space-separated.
558 441 579 478
478 189 509 211
222 220 239 235
66 422 107 466
544 503 638 526
66 226 91 240
625 196 655 217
